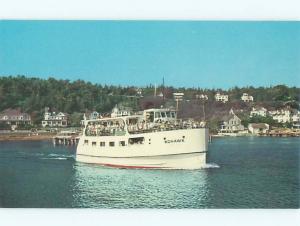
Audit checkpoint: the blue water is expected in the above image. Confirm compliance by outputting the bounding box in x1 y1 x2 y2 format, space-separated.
0 137 299 208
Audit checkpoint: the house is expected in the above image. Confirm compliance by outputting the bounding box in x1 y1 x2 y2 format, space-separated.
81 111 100 125
87 111 100 120
220 109 245 133
215 93 228 103
0 108 31 129
248 123 270 134
291 110 300 128
111 105 132 118
136 88 143 96
42 107 68 127
241 93 254 102
196 94 208 100
250 107 267 117
270 108 292 123
158 92 164 97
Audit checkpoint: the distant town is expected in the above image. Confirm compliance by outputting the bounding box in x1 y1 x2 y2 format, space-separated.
0 76 300 138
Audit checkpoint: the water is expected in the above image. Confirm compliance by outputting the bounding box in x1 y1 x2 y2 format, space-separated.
0 137 299 208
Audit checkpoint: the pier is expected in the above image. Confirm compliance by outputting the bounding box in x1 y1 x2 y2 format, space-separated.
266 129 300 137
52 131 80 146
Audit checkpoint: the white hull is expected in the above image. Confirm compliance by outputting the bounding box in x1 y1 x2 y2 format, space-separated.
76 128 208 169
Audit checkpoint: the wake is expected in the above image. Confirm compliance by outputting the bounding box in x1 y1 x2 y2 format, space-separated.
202 163 220 169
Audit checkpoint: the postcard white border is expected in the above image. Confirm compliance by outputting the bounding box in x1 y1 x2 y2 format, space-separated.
0 0 299 19
0 0 299 226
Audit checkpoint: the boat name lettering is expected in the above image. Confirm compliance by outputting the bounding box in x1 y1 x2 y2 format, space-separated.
164 138 184 144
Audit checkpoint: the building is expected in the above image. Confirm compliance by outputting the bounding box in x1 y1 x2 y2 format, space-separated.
42 107 68 127
270 108 292 123
220 109 245 133
81 111 100 125
0 108 31 129
136 88 143 96
157 92 164 97
87 111 100 120
196 94 208 100
250 107 267 117
215 93 228 103
248 123 270 134
111 105 132 118
291 110 300 128
241 93 254 102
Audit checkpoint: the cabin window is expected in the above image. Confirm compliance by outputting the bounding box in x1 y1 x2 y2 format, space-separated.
161 112 166 118
171 112 175 118
148 112 154 122
166 112 171 117
92 142 96 146
109 142 115 147
128 137 145 145
155 112 160 118
119 141 126 146
100 142 105 147
84 140 88 145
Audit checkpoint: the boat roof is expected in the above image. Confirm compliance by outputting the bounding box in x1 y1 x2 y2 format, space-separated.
85 108 176 123
144 108 176 112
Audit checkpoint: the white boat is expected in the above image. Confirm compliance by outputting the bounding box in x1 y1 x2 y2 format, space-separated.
76 108 208 169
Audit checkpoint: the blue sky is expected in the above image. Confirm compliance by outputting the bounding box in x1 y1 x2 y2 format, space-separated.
0 21 299 88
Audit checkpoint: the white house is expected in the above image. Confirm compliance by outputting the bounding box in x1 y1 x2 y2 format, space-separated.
291 110 300 128
220 109 244 133
250 107 267 117
136 88 142 96
248 123 269 134
271 108 291 123
158 92 164 97
81 111 100 125
241 93 254 102
42 107 68 127
196 94 208 100
215 93 229 103
268 110 280 116
111 105 132 118
87 111 100 120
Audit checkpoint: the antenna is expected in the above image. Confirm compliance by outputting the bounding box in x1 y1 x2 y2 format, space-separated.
162 77 165 101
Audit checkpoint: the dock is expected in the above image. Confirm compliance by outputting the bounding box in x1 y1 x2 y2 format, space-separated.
266 129 300 137
52 131 80 146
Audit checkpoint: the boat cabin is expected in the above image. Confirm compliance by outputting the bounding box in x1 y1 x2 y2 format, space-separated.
84 108 180 137
143 108 177 123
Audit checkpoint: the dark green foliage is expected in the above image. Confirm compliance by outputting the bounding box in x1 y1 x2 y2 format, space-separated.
0 76 141 114
241 115 280 127
0 122 11 130
17 123 34 130
69 112 84 127
0 76 299 122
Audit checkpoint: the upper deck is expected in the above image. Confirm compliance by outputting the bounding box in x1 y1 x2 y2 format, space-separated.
83 108 205 137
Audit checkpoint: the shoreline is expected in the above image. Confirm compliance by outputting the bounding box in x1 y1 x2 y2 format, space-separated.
0 133 55 141
1 133 299 142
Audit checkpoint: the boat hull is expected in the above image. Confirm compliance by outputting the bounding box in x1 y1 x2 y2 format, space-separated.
76 128 208 169
76 151 206 169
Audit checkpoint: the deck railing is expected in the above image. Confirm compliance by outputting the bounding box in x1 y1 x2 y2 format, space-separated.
85 121 206 137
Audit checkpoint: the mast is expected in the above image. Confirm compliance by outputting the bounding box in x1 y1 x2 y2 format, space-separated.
162 77 165 101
